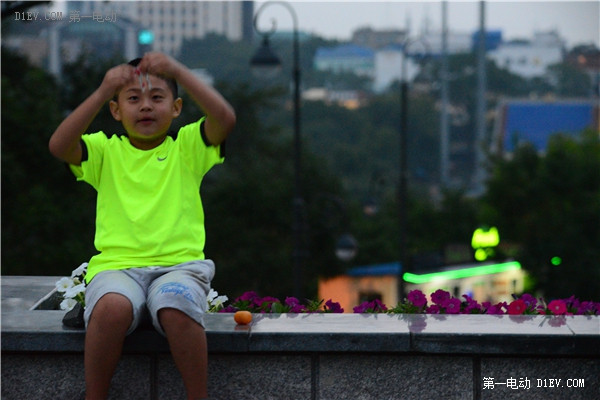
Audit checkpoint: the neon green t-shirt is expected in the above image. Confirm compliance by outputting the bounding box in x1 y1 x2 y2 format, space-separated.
70 118 223 283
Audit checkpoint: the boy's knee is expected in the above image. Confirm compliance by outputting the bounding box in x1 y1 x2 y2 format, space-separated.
90 293 133 328
158 308 202 332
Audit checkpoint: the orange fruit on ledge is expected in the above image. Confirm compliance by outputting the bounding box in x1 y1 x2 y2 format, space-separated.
234 310 252 325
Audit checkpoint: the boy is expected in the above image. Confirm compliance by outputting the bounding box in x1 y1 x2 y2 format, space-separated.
49 52 236 400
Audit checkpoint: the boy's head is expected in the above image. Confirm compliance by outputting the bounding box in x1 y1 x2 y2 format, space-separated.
127 57 178 99
108 58 183 149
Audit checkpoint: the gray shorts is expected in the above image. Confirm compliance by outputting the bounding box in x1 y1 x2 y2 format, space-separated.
83 260 215 335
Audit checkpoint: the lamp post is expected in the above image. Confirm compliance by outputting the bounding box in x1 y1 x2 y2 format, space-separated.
250 1 306 299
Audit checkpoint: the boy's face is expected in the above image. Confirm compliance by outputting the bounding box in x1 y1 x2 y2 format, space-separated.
109 75 182 150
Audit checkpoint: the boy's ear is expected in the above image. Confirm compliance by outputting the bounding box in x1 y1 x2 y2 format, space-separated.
172 97 183 118
109 100 122 121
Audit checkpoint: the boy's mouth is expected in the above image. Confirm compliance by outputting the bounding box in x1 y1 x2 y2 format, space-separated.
137 117 155 125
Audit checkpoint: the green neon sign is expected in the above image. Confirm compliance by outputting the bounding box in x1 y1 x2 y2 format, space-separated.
402 261 522 284
471 226 500 248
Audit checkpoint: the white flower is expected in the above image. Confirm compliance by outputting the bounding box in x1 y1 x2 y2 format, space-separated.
70 262 88 279
65 283 86 299
207 288 228 312
60 297 78 311
56 277 74 293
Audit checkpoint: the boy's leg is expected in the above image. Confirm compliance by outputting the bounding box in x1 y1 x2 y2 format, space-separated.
158 308 208 400
84 293 132 400
83 270 147 400
146 260 215 400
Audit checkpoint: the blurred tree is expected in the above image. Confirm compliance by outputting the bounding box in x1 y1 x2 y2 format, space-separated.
203 82 347 299
1 48 97 276
482 130 600 300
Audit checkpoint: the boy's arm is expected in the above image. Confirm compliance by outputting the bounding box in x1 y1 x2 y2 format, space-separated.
49 64 135 165
138 53 236 146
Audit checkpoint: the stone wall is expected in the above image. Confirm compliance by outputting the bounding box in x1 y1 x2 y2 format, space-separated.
2 276 599 399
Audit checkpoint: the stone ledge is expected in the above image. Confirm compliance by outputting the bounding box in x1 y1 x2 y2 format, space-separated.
2 309 599 356
1 276 599 356
2 276 599 400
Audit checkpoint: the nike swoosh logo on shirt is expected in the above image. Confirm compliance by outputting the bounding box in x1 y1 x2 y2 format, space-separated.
157 156 167 161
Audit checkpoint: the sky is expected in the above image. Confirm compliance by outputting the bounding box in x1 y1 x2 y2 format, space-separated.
253 0 600 48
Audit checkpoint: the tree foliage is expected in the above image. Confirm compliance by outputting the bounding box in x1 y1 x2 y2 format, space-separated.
482 131 600 300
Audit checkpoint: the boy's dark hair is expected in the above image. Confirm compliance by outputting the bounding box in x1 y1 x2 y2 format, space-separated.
128 58 178 99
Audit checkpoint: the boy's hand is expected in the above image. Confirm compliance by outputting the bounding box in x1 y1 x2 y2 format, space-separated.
136 52 183 81
99 64 137 101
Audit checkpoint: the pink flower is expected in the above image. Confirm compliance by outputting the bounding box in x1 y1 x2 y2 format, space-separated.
547 300 567 315
507 299 526 315
407 290 427 308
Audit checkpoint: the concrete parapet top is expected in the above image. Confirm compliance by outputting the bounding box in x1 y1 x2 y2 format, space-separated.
2 276 599 356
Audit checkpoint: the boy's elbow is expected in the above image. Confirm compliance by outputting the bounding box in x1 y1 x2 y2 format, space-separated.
223 108 236 136
48 135 81 164
48 135 62 159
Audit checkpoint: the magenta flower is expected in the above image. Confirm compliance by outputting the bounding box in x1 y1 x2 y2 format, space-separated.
462 295 482 314
430 289 451 305
507 299 526 315
547 300 567 315
407 290 428 308
520 293 538 310
426 304 441 314
483 301 506 315
236 291 259 302
442 298 462 314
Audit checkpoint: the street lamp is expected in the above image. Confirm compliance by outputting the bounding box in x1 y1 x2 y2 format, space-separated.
250 1 306 299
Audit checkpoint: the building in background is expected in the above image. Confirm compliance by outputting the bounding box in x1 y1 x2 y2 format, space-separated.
67 1 253 55
3 1 254 78
488 31 565 79
492 99 600 155
318 261 526 312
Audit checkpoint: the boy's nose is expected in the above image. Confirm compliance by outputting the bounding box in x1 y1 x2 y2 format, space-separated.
140 96 153 110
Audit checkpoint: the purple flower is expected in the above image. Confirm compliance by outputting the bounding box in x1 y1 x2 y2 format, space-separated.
462 295 482 314
426 304 441 314
442 298 462 314
284 297 306 313
353 301 370 313
483 301 506 315
324 299 344 313
218 305 238 313
407 290 427 308
430 289 451 306
520 293 538 310
353 299 387 313
236 291 259 302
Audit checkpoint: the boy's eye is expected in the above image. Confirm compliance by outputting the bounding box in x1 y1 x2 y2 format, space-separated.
153 95 164 101
128 96 138 101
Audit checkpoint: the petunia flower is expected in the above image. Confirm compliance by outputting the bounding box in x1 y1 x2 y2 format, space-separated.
60 297 78 311
55 277 74 293
507 299 526 315
407 290 427 308
442 298 462 314
65 283 86 299
430 289 451 306
547 300 567 315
